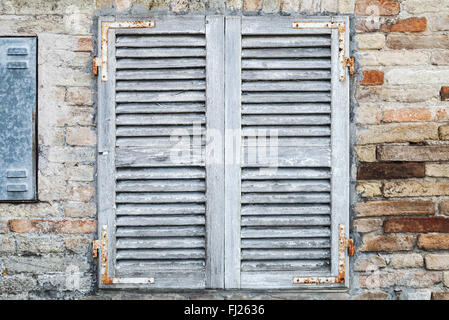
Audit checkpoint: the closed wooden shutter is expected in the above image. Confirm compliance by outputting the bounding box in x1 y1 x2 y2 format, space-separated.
224 16 350 289
97 16 225 289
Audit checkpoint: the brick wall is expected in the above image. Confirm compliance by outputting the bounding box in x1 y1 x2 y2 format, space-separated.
0 0 449 300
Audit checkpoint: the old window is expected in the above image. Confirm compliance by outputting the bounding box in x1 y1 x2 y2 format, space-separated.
0 37 37 202
97 16 350 290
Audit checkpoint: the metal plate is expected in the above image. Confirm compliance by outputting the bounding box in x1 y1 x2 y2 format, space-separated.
0 37 37 201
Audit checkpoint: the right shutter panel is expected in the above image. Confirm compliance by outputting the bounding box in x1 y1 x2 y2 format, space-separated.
229 16 349 289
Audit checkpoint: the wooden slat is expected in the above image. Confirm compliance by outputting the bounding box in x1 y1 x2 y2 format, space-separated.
115 147 204 167
116 136 205 148
116 35 206 47
241 92 331 103
243 126 331 137
242 168 331 180
242 70 331 81
116 91 205 103
116 204 206 215
116 103 205 114
241 180 330 193
116 167 205 180
116 180 205 192
241 260 329 272
242 204 331 215
241 226 331 238
241 216 331 226
241 249 330 260
116 237 205 248
241 193 331 204
116 69 205 80
116 47 206 58
242 48 331 58
116 249 205 260
117 215 205 226
116 192 206 203
116 226 205 238
242 103 330 114
242 114 331 125
116 260 205 271
116 114 205 125
242 81 331 92
242 36 331 48
242 59 331 69
116 58 206 69
116 80 206 91
241 238 331 249
243 146 331 167
116 125 205 137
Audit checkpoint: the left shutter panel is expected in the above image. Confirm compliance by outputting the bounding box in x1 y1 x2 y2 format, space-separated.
97 16 225 289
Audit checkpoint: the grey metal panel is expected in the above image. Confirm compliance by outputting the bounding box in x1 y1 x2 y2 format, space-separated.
0 37 37 201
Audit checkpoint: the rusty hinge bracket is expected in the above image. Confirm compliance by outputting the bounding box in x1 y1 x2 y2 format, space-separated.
93 225 154 285
93 57 99 76
344 57 355 76
99 20 155 82
293 224 353 285
293 21 351 81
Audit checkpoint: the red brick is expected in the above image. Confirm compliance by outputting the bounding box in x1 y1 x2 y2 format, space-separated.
360 234 414 252
418 234 449 251
384 217 449 233
357 162 425 180
9 219 96 234
355 200 435 217
380 17 427 33
382 108 431 123
439 201 449 215
432 292 449 300
243 0 261 11
441 86 449 101
360 70 384 86
76 37 93 52
355 0 400 16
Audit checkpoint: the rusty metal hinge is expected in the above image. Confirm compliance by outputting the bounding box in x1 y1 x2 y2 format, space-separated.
93 225 154 285
293 224 353 285
344 57 355 76
293 21 351 82
92 57 99 76
99 20 155 81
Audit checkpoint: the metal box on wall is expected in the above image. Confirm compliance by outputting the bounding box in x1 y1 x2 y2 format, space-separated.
0 37 37 201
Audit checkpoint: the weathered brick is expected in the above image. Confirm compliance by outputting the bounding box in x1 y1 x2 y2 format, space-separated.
355 255 387 271
17 237 64 255
357 87 438 103
65 87 93 106
48 147 95 163
66 165 95 182
66 185 95 202
354 291 388 300
390 253 423 269
243 0 261 11
386 68 449 85
439 201 449 216
355 0 400 15
321 0 337 12
360 234 414 252
441 86 449 101
439 125 449 141
356 33 386 50
385 217 449 233
65 237 92 254
9 219 96 234
380 17 427 33
387 35 449 49
359 50 429 66
427 15 449 32
425 254 449 270
418 234 449 251
339 0 355 13
356 104 381 125
378 145 449 162
0 203 60 218
360 70 384 86
357 163 425 180
0 236 15 253
66 127 96 146
382 108 431 123
444 272 449 287
384 181 449 197
402 0 449 14
0 219 8 234
355 145 377 162
355 200 435 218
426 163 449 177
432 292 449 300
114 0 133 11
431 51 449 66
357 123 438 145
358 272 441 289
354 218 383 233
357 182 382 198
63 202 96 218
0 275 37 295
76 37 93 52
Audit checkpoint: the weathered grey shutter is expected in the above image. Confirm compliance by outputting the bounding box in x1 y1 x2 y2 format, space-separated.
97 16 225 289
224 16 350 289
